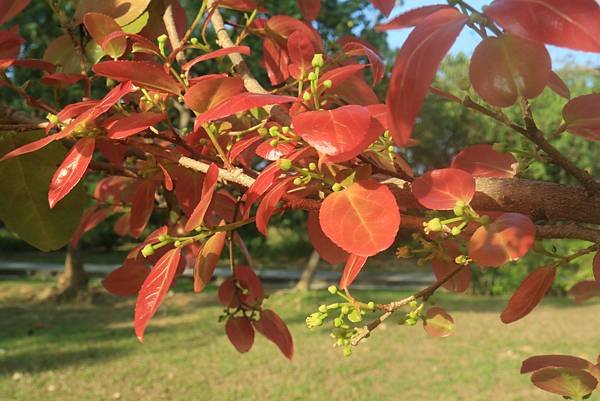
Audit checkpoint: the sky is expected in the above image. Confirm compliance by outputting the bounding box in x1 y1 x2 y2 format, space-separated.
384 0 600 68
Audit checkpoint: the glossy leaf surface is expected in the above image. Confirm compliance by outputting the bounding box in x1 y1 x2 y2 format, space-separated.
411 168 475 210
451 144 518 178
500 266 556 323
339 254 368 289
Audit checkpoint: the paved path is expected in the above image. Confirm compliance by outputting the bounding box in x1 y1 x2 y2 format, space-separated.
0 261 435 290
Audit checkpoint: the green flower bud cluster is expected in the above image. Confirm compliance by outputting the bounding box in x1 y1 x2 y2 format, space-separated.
404 301 423 326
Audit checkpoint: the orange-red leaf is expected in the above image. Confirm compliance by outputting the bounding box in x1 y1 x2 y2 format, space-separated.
339 254 368 290
376 5 452 31
182 46 251 73
500 266 556 323
531 367 598 398
411 168 475 210
297 0 321 21
225 316 255 353
107 112 166 139
369 0 395 16
193 230 227 293
93 61 182 94
287 30 315 79
134 248 182 342
83 12 126 59
256 177 293 235
194 93 297 125
469 33 551 107
386 8 467 146
129 180 158 238
485 0 600 52
468 213 536 267
103 260 150 296
451 144 518 178
306 210 349 265
185 163 219 232
293 105 375 162
253 309 294 360
569 280 600 303
547 71 570 99
184 76 245 114
521 355 595 374
423 307 454 337
48 137 95 209
0 0 30 24
563 93 600 141
319 179 400 257
431 243 471 293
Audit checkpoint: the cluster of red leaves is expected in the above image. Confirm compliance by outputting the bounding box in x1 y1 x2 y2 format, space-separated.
1 0 599 384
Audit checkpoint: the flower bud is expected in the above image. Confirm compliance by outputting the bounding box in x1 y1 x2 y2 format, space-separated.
311 53 324 68
293 177 303 186
308 162 317 171
302 92 312 102
278 158 293 171
322 79 332 89
318 304 328 313
343 347 352 357
332 183 343 192
141 244 155 258
328 285 338 294
157 34 168 43
425 218 443 232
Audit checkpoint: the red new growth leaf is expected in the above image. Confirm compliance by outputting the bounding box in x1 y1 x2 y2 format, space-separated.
130 180 158 238
256 177 293 235
0 0 30 24
451 144 518 178
319 179 400 257
594 251 600 282
182 46 251 73
287 30 315 79
134 248 182 342
339 37 384 85
468 213 536 267
83 12 126 59
376 5 452 31
369 0 395 16
235 266 265 306
255 140 294 161
339 254 368 290
423 307 455 337
521 355 595 374
93 61 182 94
48 137 95 209
253 309 294 360
185 163 219 232
225 317 255 353
184 76 245 114
469 34 551 107
485 0 600 52
297 0 321 21
71 206 111 247
569 280 600 303
431 243 471 293
386 8 467 146
194 93 297 125
103 260 150 296
107 112 166 139
306 210 349 265
411 168 476 210
563 93 600 141
531 367 598 398
193 230 227 293
500 266 556 323
547 71 570 99
292 105 376 162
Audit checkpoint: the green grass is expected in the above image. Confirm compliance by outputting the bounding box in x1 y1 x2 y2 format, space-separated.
1 278 598 401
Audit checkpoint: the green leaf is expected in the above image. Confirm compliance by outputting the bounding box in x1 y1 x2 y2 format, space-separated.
0 132 86 251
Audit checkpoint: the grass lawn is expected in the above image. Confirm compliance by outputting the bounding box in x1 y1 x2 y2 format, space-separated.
0 278 598 401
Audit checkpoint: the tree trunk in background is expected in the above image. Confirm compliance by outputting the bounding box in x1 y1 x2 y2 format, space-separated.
295 250 320 291
39 244 89 302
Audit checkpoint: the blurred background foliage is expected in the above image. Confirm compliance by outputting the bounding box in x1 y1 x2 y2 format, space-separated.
0 0 598 296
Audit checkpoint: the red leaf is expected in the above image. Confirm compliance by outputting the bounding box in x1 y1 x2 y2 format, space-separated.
93 61 182 94
569 280 600 303
468 213 536 267
287 30 315 79
297 0 321 21
256 178 293 235
225 317 255 353
306 210 348 265
422 307 455 337
319 179 400 257
263 38 290 86
369 0 395 16
451 144 518 178
158 163 173 191
41 73 85 88
469 33 551 107
103 260 150 296
107 112 166 139
235 266 264 305
292 105 376 162
338 37 384 85
0 133 60 162
70 206 111 247
376 5 452 31
184 76 245 114
185 163 219 232
547 71 570 99
531 367 598 398
83 12 126 59
134 248 182 342
182 46 251 73
563 93 600 142
500 266 556 323
0 0 30 24
485 0 600 52
318 64 365 91
48 137 95 208
594 251 600 282
521 355 595 374
130 180 158 238
339 254 368 290
411 168 476 210
387 8 467 146
431 243 471 293
194 93 297 125
193 230 227 293
253 309 294 360
255 140 295 161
